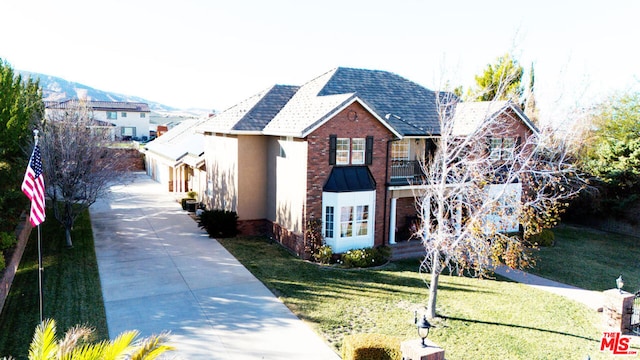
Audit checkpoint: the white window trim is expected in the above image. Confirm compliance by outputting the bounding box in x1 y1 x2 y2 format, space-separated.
336 138 350 165
351 138 366 165
391 139 410 161
485 183 521 233
322 191 376 253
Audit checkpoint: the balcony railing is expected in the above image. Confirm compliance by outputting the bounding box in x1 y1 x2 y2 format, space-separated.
390 160 424 184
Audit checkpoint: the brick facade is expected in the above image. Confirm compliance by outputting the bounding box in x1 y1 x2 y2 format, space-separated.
304 102 396 249
395 197 419 240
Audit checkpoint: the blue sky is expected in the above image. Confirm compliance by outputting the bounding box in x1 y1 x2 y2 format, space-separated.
2 0 638 120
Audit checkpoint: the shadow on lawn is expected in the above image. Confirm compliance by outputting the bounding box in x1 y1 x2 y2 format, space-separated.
440 315 600 343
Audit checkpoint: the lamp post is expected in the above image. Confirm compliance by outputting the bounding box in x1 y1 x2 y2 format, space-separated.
414 311 432 347
616 275 624 294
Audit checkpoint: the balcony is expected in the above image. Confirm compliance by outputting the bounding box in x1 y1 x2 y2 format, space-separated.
389 160 425 185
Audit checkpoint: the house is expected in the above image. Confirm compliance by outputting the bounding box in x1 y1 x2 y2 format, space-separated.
143 117 208 199
197 67 537 256
45 100 151 141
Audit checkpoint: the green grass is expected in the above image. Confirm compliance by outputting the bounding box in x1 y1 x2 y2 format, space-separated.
528 225 640 291
219 237 610 360
0 210 108 359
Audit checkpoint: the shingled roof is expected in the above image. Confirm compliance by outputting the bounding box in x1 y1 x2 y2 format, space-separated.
198 85 299 133
263 67 442 137
199 67 448 138
451 101 539 136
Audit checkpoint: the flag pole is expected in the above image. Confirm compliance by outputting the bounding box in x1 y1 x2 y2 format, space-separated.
37 222 43 323
34 129 44 324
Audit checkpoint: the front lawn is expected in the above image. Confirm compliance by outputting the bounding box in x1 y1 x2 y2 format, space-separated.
529 225 640 292
0 210 108 359
219 237 609 359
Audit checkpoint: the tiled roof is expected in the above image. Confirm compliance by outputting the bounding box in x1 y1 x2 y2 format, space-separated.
198 85 299 133
45 100 150 112
264 67 442 137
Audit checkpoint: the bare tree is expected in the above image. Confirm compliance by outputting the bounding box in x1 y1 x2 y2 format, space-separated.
41 100 130 247
417 93 586 319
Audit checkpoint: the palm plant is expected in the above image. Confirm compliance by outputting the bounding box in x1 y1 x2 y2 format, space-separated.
1 319 174 360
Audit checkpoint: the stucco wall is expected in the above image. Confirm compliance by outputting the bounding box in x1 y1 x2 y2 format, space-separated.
237 135 268 220
205 135 239 212
273 137 308 234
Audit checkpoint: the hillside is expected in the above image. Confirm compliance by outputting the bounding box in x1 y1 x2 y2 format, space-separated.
20 71 208 119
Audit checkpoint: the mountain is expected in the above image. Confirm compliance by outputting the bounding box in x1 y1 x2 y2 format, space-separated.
20 71 206 116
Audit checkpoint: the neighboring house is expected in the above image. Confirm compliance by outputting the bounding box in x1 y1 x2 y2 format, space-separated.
45 100 151 141
197 67 537 256
143 117 208 200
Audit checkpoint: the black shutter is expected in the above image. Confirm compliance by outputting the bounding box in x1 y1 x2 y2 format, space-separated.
365 136 374 165
329 135 337 165
516 136 522 148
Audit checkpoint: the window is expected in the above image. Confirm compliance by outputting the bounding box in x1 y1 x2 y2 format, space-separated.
502 138 515 160
329 135 374 165
391 140 409 161
322 191 376 253
340 206 353 237
106 111 117 120
325 206 334 238
339 205 369 237
336 138 350 165
121 127 136 137
351 138 365 164
121 112 127 118
485 183 522 233
140 113 146 118
489 138 515 160
355 205 369 235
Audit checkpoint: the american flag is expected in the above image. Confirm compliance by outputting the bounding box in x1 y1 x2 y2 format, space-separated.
22 144 46 226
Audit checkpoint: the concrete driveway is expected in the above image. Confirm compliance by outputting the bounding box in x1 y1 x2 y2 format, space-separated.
90 172 340 359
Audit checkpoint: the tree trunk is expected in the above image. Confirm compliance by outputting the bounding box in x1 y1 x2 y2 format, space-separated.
65 227 73 248
426 252 440 319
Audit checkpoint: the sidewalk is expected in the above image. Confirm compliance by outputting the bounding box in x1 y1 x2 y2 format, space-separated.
90 173 340 360
494 265 604 311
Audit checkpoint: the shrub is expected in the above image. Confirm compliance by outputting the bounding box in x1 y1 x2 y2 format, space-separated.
313 245 333 264
528 229 555 247
198 209 239 238
342 333 402 360
305 218 323 259
0 232 16 250
340 246 390 268
0 253 5 272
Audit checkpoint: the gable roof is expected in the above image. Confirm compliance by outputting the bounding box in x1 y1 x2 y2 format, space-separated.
197 85 298 134
263 67 442 137
199 67 537 140
144 117 207 163
451 101 539 136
